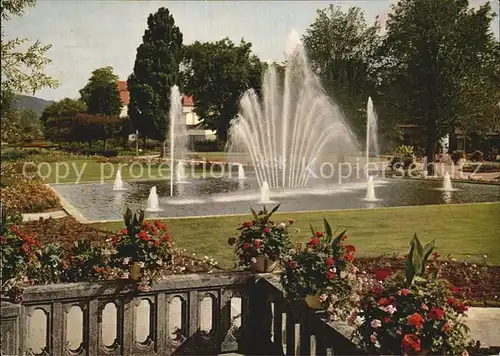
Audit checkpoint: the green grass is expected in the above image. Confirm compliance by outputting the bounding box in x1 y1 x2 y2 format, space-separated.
91 202 500 269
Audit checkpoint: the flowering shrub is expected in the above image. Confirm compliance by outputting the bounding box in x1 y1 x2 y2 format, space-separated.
228 204 293 268
281 218 356 310
353 236 472 355
1 180 59 213
111 208 173 286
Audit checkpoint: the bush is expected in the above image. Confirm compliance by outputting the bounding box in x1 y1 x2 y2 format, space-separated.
389 145 416 173
1 181 59 213
77 148 118 157
193 139 222 152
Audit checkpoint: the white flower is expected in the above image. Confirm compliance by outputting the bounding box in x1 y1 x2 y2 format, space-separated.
139 262 145 268
157 259 163 266
386 305 397 315
122 272 130 279
472 264 477 268
370 333 378 343
289 249 296 255
123 257 131 265
278 222 286 228
192 253 196 256
483 255 488 259
451 258 457 262
340 270 347 279
371 319 382 328
180 266 186 272
250 257 257 264
318 294 328 302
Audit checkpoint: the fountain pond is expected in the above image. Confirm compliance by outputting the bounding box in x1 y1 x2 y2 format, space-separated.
52 177 499 222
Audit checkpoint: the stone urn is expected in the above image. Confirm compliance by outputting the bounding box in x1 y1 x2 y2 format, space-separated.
249 255 278 273
130 262 142 281
304 294 325 310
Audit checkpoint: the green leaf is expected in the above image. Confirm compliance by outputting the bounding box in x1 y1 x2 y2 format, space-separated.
422 239 435 263
309 223 316 236
404 237 416 285
414 276 427 285
323 217 333 237
332 229 346 248
250 208 258 219
269 203 281 217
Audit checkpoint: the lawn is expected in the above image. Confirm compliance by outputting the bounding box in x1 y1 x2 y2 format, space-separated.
91 202 500 269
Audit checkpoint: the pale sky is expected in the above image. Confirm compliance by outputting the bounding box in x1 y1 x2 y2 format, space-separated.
4 0 499 101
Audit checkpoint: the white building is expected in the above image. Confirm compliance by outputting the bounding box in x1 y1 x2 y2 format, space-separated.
117 80 216 144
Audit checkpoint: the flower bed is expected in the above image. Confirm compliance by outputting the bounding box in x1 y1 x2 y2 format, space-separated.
460 163 500 173
356 256 500 306
1 180 60 213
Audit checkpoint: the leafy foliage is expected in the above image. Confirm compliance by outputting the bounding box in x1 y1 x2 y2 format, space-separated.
127 7 183 142
79 66 122 116
182 38 264 142
281 218 355 308
302 5 382 141
228 204 293 268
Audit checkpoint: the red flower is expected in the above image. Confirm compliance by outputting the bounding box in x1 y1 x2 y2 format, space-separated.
342 235 348 240
407 313 425 329
326 270 335 279
447 297 457 306
457 303 468 313
263 227 270 233
402 333 421 353
443 322 451 332
432 252 440 259
400 288 410 296
111 236 120 245
120 228 128 234
138 230 149 241
451 285 461 294
95 267 103 273
344 253 354 262
22 243 30 254
243 221 253 228
62 260 70 270
154 240 160 247
0 236 6 245
429 307 444 320
315 231 323 237
254 239 261 248
289 218 295 224
289 261 297 269
378 297 391 306
309 237 320 246
326 256 334 266
345 245 356 253
243 242 251 250
374 268 392 281
372 284 382 295
384 317 392 323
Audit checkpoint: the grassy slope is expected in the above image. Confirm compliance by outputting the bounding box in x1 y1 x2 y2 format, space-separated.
91 202 500 269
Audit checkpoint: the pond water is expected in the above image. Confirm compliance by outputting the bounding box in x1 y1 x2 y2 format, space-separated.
51 177 500 222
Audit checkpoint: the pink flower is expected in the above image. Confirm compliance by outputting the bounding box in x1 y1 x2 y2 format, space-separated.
370 333 378 343
421 303 429 311
386 305 397 315
263 227 270 233
370 319 382 329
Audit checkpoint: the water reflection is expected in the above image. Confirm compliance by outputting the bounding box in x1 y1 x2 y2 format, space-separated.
442 191 452 204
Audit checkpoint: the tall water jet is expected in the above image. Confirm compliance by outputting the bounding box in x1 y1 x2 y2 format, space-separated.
146 186 161 212
259 181 271 203
238 164 245 180
365 97 379 174
112 168 126 191
176 161 187 183
364 176 377 201
442 172 453 191
168 85 188 197
227 30 359 189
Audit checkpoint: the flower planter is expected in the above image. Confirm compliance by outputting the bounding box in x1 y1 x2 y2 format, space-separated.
250 255 278 273
130 262 141 281
304 294 325 310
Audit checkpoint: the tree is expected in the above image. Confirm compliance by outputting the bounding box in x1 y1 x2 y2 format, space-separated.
302 5 382 141
1 0 58 111
182 38 264 143
127 7 183 152
40 98 87 126
378 0 499 173
79 66 122 116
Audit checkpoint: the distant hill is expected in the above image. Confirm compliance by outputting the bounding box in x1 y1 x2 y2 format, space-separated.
13 94 54 116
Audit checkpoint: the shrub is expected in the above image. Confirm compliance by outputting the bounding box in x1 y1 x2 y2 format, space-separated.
193 139 222 152
1 181 59 213
281 218 356 310
228 204 293 269
353 236 472 355
390 145 416 173
471 150 484 162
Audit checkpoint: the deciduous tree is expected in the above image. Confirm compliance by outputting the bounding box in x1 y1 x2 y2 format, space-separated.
378 0 499 173
79 66 122 116
127 7 183 152
182 38 264 143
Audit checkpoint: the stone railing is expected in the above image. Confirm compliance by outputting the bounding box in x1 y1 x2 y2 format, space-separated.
1 272 364 355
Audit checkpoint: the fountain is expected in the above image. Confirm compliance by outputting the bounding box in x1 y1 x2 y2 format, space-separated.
112 168 126 191
176 161 188 183
365 97 379 175
259 181 271 203
168 85 188 197
146 186 162 212
227 30 359 189
238 164 245 180
442 172 453 191
364 176 378 202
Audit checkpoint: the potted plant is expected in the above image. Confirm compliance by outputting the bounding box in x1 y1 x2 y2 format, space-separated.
390 145 416 174
111 208 173 285
353 235 472 355
228 204 292 273
281 218 356 310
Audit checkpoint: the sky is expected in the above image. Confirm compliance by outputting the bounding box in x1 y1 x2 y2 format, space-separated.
4 0 499 101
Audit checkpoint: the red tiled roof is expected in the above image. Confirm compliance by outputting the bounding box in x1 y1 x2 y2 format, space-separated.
116 79 193 107
117 80 129 105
